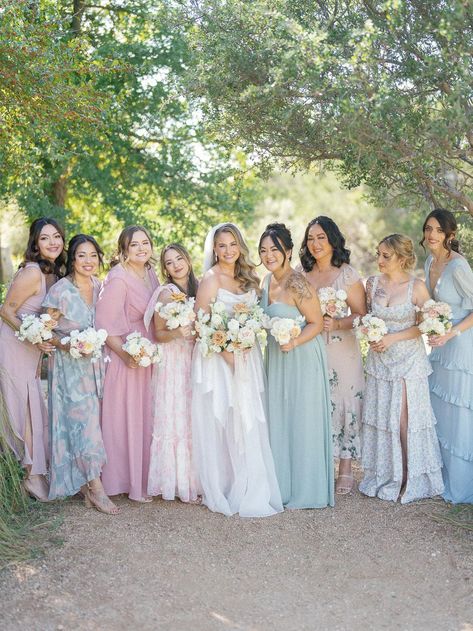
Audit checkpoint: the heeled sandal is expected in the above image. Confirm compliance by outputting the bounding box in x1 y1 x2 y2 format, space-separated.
335 474 355 495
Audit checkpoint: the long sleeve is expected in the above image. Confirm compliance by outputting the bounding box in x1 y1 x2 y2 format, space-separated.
96 276 130 336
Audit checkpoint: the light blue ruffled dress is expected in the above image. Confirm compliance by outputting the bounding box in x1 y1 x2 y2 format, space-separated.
261 275 334 509
425 255 473 504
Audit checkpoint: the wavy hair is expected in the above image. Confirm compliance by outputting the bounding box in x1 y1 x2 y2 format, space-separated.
212 224 260 292
160 243 199 298
20 217 66 277
299 216 350 272
110 225 155 268
379 234 417 271
420 208 460 254
66 234 104 277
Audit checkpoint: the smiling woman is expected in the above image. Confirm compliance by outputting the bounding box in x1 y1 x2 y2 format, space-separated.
0 217 65 502
95 226 159 503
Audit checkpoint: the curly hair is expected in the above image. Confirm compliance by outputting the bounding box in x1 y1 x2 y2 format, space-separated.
20 217 66 277
379 234 417 271
160 243 199 298
213 223 260 292
299 216 350 272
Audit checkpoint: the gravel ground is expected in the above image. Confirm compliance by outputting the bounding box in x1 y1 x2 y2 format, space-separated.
1 479 473 631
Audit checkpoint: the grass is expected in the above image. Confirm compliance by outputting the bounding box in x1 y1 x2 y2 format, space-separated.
432 502 473 533
0 376 61 570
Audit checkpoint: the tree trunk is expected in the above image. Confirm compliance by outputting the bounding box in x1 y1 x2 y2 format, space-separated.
71 0 85 35
50 175 68 208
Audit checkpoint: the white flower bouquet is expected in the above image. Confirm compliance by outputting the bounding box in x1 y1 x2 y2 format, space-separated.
122 331 162 367
15 313 57 344
318 287 348 318
155 291 196 330
194 300 229 357
353 314 388 343
60 327 108 362
226 302 269 353
418 300 453 336
267 316 305 346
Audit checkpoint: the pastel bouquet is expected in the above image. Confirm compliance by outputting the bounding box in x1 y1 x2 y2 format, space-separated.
155 291 196 330
267 315 305 346
318 287 348 318
226 302 270 353
122 331 162 367
60 327 108 362
15 313 57 344
353 314 388 343
195 300 229 357
418 300 453 336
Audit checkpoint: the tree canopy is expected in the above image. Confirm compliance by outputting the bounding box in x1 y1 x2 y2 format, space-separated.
182 0 473 216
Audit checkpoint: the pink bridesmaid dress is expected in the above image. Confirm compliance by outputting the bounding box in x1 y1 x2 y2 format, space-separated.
95 264 159 501
0 263 49 473
144 284 200 502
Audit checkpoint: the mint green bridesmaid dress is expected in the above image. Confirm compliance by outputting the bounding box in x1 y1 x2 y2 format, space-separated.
261 275 334 508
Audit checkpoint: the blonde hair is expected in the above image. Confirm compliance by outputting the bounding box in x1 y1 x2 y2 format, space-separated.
110 225 155 268
379 234 417 271
213 223 260 292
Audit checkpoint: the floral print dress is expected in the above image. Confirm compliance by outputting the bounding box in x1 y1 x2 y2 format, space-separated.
359 276 444 504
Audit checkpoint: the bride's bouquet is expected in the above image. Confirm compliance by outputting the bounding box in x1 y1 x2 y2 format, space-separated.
318 287 348 318
418 300 453 336
353 314 388 343
154 291 196 330
195 301 229 357
60 327 108 362
122 331 162 367
267 316 305 346
16 313 57 345
226 302 269 353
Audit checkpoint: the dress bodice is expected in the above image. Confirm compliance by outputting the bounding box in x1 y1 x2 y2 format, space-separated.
424 256 473 323
43 277 100 336
260 276 306 323
370 275 417 333
216 287 259 315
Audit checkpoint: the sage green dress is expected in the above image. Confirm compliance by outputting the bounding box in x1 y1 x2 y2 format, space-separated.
261 275 334 508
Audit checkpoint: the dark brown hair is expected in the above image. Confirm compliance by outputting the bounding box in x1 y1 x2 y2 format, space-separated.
299 216 350 272
160 243 199 298
20 217 66 277
66 234 104 276
420 209 460 254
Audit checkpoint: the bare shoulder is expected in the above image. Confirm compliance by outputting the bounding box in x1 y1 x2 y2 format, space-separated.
285 271 313 301
12 265 42 290
200 268 220 290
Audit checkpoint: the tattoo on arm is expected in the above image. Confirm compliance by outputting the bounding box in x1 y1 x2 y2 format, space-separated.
285 272 312 302
8 301 18 308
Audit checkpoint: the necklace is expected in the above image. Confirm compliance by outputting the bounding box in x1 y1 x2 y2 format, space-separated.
126 263 148 281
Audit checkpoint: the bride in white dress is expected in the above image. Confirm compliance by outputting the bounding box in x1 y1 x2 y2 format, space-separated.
192 223 283 517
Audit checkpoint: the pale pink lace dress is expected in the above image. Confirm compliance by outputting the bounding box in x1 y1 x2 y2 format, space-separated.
144 284 200 502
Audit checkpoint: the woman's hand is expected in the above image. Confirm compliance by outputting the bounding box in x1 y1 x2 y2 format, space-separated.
37 341 56 353
323 315 336 332
280 338 298 353
428 332 455 347
122 354 140 369
177 325 193 339
370 333 396 353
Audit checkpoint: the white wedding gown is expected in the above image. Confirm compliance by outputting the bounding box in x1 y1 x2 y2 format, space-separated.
191 288 283 517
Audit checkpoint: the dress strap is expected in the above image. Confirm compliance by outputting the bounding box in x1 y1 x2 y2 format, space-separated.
407 277 415 303
262 274 272 308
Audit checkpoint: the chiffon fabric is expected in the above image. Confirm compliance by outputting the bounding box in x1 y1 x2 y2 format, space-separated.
43 277 106 499
425 255 473 504
144 284 200 502
261 275 334 509
191 288 283 517
359 276 444 504
320 264 364 460
96 264 159 501
0 263 49 474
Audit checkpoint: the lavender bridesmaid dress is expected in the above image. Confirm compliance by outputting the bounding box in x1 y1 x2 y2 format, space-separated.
0 263 49 473
95 264 159 501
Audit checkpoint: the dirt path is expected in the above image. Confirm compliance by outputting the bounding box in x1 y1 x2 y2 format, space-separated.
1 482 473 631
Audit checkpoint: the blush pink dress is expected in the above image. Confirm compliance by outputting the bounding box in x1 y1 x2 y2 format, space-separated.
95 264 159 501
144 284 200 502
0 263 49 474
